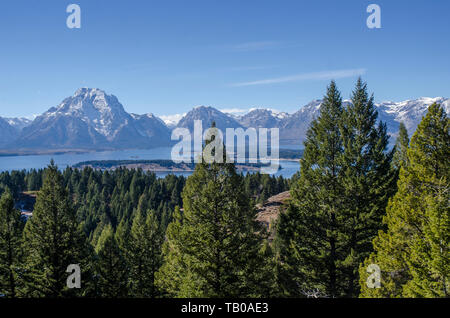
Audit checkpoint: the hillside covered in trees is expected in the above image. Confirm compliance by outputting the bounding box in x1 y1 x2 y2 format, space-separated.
0 79 448 298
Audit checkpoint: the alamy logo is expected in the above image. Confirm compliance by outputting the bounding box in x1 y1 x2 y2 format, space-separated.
171 120 280 174
366 4 381 29
66 264 81 289
66 4 81 29
366 264 381 288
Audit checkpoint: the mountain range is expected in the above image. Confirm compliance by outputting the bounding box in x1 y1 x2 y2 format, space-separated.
0 88 448 152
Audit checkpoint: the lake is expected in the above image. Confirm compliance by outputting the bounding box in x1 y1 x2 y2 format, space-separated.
0 147 300 178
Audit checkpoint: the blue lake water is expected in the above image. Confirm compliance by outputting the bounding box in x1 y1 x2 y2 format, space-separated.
0 147 300 178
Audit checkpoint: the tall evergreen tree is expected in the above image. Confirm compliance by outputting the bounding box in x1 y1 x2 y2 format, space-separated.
339 78 396 296
276 79 395 297
127 209 163 297
95 224 128 298
392 122 410 170
22 161 93 297
156 206 196 297
360 103 449 297
0 189 23 297
276 80 346 297
156 124 270 297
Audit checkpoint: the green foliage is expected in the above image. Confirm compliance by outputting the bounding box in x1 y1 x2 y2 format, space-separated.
359 103 449 297
276 79 396 297
157 131 273 297
338 78 397 296
21 162 93 297
2 80 444 299
94 224 129 297
0 189 23 297
276 80 347 297
392 122 410 170
243 172 289 204
127 209 163 297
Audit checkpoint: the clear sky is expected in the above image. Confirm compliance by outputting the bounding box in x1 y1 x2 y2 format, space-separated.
0 0 449 118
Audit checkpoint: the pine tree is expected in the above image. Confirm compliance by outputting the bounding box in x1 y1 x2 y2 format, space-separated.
359 103 449 297
156 206 196 297
127 209 163 297
392 122 410 170
115 217 130 255
276 79 396 297
156 124 270 297
0 189 23 297
276 80 346 297
22 161 93 297
95 224 128 297
338 78 396 296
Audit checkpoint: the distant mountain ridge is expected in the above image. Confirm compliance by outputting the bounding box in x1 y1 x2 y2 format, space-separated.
0 88 448 151
176 106 242 133
1 88 171 149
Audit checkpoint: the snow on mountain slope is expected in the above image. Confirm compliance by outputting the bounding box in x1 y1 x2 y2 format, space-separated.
238 108 288 128
0 117 20 147
158 113 186 128
11 88 171 149
42 88 132 140
4 117 32 131
172 97 448 147
275 97 449 145
377 97 450 137
1 90 447 151
176 106 243 133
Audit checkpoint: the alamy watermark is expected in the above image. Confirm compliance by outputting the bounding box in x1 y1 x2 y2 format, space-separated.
66 264 81 289
366 264 381 288
65 262 382 290
366 4 381 29
66 4 81 29
171 120 280 174
65 4 381 30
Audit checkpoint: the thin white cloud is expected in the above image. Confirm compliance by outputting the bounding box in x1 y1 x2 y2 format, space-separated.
227 65 278 72
230 68 367 87
229 41 282 52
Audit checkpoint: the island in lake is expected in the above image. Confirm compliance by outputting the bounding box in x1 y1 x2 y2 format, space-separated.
72 159 281 173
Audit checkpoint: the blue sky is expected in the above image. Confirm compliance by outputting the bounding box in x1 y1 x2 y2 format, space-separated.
0 0 449 118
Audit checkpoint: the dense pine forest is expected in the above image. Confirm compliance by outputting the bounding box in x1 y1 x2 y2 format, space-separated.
0 79 448 298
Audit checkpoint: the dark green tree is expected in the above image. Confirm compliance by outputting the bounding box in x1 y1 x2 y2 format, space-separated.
392 122 410 170
276 79 396 297
95 224 128 298
157 124 271 297
339 78 396 296
22 161 93 297
360 103 449 297
127 209 163 297
276 80 346 297
0 189 23 297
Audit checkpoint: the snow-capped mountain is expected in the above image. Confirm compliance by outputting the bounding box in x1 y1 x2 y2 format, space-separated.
0 89 447 151
176 106 243 133
275 97 449 145
173 97 448 146
277 100 323 145
0 116 33 147
11 88 171 150
129 113 171 142
377 97 450 137
159 113 187 128
4 117 32 131
238 109 289 128
0 117 20 147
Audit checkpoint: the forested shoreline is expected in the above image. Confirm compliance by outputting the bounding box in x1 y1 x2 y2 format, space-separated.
1 79 448 298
